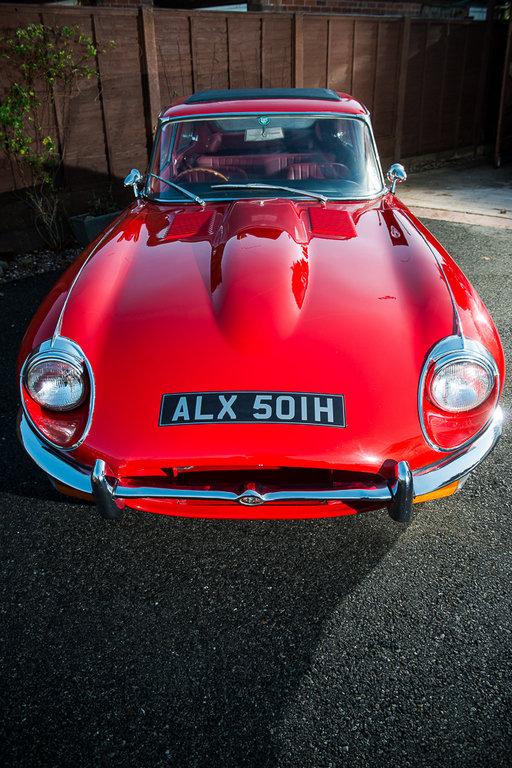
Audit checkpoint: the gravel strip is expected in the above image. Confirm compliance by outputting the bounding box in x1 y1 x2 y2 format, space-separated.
0 247 81 284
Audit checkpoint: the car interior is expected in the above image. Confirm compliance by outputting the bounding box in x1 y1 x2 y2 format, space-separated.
155 117 364 185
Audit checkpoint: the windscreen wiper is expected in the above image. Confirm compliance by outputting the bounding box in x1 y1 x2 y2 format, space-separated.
148 173 205 206
211 183 328 204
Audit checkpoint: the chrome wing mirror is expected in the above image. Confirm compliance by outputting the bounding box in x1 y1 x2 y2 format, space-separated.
387 163 407 194
124 168 143 199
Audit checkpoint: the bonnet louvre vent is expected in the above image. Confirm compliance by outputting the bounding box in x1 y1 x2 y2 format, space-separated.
160 210 214 242
309 208 357 240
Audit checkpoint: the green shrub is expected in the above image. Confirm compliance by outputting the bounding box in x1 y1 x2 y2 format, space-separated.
0 23 113 250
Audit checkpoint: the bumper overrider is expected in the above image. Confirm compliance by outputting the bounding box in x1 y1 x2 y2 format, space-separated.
18 408 503 522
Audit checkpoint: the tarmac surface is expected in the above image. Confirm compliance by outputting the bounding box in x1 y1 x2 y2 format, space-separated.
0 217 510 768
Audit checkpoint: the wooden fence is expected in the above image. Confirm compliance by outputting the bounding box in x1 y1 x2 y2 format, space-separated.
495 21 512 165
0 4 506 198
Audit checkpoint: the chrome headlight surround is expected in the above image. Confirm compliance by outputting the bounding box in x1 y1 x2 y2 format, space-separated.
20 337 95 451
418 336 500 453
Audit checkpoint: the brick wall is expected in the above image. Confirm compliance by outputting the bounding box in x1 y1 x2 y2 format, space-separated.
248 0 467 18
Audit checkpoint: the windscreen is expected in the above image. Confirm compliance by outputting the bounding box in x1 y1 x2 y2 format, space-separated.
145 114 383 202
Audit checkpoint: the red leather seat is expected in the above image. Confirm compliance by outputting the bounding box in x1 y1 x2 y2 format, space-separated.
286 162 350 181
197 154 275 173
195 153 333 177
264 153 331 176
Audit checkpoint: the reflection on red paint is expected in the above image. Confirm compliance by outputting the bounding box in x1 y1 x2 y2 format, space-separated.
381 208 408 247
291 258 309 308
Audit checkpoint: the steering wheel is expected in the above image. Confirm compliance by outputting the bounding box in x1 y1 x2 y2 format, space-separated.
323 162 351 180
175 167 229 182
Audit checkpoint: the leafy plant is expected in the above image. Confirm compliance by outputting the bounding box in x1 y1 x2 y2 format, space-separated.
0 23 112 250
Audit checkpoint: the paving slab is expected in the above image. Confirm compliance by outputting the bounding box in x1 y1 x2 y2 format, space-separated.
398 162 512 229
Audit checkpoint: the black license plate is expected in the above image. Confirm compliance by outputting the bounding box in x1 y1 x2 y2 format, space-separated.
159 391 345 427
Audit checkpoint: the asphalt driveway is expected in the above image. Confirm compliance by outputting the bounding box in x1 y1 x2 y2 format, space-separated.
0 219 510 768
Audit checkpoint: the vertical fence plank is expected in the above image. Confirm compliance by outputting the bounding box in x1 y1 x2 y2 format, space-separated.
371 21 381 120
352 20 379 112
401 20 426 157
458 23 485 149
326 18 331 88
188 15 196 93
259 16 264 88
454 25 470 150
226 16 231 88
436 23 450 150
40 8 63 161
190 13 229 92
155 13 193 104
445 23 466 150
371 20 402 160
294 13 304 88
140 6 162 141
261 14 292 87
94 9 148 178
417 21 430 155
494 20 512 165
475 1 497 152
261 15 268 87
302 15 328 88
41 7 111 187
92 12 113 180
350 19 356 93
419 22 446 154
228 14 261 89
325 17 354 92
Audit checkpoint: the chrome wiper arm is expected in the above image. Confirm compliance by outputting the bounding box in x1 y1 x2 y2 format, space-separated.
148 173 205 206
211 183 328 204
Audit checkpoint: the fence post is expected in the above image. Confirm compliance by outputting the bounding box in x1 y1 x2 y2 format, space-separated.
92 14 114 180
294 13 304 88
494 20 512 166
475 0 496 155
394 16 411 161
139 6 162 151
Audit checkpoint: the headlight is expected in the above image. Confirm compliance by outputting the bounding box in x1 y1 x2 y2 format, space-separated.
25 358 86 411
430 359 494 413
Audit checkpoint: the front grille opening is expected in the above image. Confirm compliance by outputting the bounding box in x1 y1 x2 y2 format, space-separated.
153 467 383 494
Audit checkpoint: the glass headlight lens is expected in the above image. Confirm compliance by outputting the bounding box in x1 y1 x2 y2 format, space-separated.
430 360 494 412
25 358 85 411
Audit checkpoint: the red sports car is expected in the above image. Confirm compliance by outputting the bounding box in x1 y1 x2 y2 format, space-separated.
18 88 505 523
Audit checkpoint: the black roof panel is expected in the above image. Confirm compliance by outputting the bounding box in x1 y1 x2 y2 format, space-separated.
185 88 342 104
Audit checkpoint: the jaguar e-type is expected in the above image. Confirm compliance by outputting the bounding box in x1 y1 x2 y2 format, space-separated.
18 88 505 522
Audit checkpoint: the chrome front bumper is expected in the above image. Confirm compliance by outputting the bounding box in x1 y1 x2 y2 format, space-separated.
18 407 503 521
